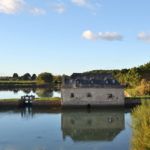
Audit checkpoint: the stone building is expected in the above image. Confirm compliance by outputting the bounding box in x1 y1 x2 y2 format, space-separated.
61 73 124 106
61 109 124 141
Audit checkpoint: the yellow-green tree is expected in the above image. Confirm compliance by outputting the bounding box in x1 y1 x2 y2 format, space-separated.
136 79 150 96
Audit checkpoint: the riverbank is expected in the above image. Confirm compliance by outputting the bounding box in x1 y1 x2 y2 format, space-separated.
0 98 61 108
0 81 52 89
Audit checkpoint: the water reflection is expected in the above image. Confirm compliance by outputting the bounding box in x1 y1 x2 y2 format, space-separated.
21 107 33 119
0 88 61 99
0 108 130 150
35 88 53 97
61 109 125 142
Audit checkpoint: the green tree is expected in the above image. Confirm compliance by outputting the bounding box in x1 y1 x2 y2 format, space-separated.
13 73 19 80
31 74 37 80
126 68 141 87
37 72 53 85
136 79 150 95
53 75 62 84
21 73 31 80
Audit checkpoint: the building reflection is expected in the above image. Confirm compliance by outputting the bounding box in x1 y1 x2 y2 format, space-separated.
21 107 34 119
61 108 125 141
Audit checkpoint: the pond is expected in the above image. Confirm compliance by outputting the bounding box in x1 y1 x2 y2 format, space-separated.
0 108 132 150
0 88 61 99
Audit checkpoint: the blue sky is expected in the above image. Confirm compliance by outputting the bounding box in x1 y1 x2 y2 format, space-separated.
0 0 150 76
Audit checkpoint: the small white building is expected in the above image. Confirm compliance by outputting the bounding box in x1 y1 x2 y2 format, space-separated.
61 73 124 107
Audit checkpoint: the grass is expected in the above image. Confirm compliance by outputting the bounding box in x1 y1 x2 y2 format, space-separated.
0 80 36 83
0 97 61 101
126 88 138 97
35 97 62 101
0 98 19 102
131 101 150 150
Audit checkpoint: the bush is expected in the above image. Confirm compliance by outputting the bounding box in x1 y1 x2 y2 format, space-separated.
37 72 53 85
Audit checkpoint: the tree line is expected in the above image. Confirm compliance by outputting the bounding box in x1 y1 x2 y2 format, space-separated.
0 72 62 85
86 61 150 96
0 61 149 96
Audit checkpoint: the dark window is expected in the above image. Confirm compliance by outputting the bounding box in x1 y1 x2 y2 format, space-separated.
76 79 80 84
107 94 113 99
70 93 74 98
87 104 91 109
90 79 94 84
87 93 92 97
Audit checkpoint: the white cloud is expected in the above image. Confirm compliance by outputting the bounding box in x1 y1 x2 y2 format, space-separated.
30 7 46 15
71 0 101 14
72 0 88 6
51 3 66 14
99 32 123 41
0 0 25 14
137 32 150 43
82 30 98 40
82 30 123 41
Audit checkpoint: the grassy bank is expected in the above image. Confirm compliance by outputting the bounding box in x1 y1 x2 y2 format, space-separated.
35 97 61 101
125 96 150 100
126 88 150 98
131 101 150 150
0 97 61 101
0 98 19 102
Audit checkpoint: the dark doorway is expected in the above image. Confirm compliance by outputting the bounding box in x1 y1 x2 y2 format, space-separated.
87 104 91 109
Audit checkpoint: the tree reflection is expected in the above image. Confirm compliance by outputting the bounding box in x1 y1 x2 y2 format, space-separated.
36 88 53 97
23 88 31 94
131 101 150 150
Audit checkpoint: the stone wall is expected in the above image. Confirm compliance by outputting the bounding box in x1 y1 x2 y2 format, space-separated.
61 88 124 106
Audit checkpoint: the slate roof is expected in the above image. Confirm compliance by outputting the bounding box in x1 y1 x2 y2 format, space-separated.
62 73 123 88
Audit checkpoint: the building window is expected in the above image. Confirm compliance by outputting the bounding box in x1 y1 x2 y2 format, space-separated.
107 94 115 100
112 79 116 84
87 93 92 97
70 93 74 98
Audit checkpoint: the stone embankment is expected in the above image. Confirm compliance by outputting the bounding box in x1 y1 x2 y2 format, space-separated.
0 98 149 108
0 100 61 108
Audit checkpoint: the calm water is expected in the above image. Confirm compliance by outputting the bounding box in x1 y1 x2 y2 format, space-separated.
0 89 61 99
0 108 132 150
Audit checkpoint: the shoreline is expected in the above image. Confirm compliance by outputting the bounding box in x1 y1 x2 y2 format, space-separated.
0 97 149 108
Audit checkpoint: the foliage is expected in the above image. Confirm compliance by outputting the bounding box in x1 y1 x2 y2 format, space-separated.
53 75 62 84
36 72 53 85
13 73 19 79
139 62 150 72
86 62 150 90
136 79 150 96
31 74 37 80
131 101 150 150
21 73 31 80
36 88 53 97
